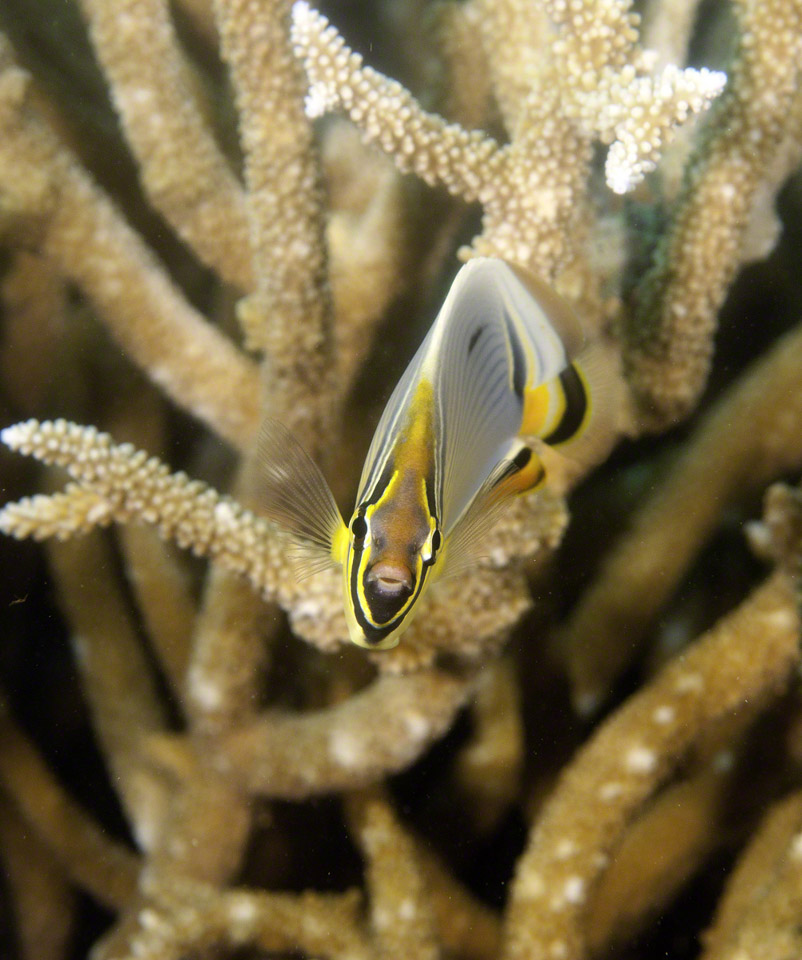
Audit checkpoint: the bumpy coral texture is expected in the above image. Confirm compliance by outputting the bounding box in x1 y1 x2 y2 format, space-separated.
0 0 801 958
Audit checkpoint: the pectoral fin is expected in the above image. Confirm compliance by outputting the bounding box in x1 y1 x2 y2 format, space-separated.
256 418 347 571
442 444 544 577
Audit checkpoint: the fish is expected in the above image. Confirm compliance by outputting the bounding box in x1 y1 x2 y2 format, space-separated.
258 257 610 649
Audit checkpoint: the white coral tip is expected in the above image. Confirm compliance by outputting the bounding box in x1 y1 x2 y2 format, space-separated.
700 69 727 98
291 0 317 34
1 420 39 450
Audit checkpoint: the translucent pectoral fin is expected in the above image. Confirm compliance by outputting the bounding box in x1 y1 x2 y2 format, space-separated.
287 542 340 580
256 418 347 567
442 445 544 577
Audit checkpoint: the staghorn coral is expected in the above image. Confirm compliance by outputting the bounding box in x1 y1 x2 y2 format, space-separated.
0 0 801 958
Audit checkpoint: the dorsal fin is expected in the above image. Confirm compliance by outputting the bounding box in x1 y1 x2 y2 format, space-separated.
504 262 586 359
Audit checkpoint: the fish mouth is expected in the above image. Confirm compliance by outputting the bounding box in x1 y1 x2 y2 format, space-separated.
364 561 414 624
366 561 413 595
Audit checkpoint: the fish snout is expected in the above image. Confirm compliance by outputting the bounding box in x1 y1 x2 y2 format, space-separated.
366 561 413 597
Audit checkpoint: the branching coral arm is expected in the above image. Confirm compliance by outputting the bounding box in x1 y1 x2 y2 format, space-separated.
46 530 173 848
540 0 725 194
700 789 802 960
453 657 524 830
0 420 288 603
78 0 254 290
433 1 493 130
471 0 548 132
0 41 260 450
95 883 372 960
625 0 802 428
346 789 440 960
220 667 475 798
640 0 705 69
290 2 505 203
559 317 802 712
214 0 333 446
0 699 141 909
119 525 196 710
0 796 75 960
416 841 501 960
586 766 733 951
502 570 800 960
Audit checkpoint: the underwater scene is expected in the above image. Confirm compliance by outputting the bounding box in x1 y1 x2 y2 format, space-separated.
0 0 802 957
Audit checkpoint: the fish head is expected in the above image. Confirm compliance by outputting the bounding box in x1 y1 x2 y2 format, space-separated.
342 481 442 649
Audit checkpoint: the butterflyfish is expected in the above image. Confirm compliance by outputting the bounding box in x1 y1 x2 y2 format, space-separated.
258 257 609 649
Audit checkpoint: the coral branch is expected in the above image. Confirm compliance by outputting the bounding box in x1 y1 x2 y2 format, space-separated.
78 0 254 290
503 571 800 960
701 789 802 960
96 883 371 960
214 0 333 444
346 789 440 960
185 566 270 733
45 530 172 847
640 0 704 68
0 40 260 449
541 0 725 194
586 758 733 950
119 524 196 707
625 0 802 427
471 0 548 132
417 842 502 960
0 796 75 960
453 656 524 830
221 667 475 798
0 419 288 601
290 2 505 202
560 318 802 711
0 701 140 908
0 251 68 414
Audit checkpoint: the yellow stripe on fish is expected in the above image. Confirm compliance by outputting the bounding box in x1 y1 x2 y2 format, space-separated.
257 257 610 649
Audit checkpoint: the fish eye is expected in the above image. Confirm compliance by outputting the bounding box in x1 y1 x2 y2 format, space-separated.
351 515 368 541
431 529 442 553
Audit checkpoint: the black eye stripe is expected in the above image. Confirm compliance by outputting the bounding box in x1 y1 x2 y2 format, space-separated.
351 515 368 540
432 529 442 552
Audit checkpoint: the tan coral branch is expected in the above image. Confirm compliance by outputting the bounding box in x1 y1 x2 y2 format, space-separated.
0 796 75 960
96 883 371 960
119 524 197 708
346 788 440 960
700 789 802 960
0 40 260 449
560 317 802 712
290 2 505 202
0 419 288 603
0 701 141 909
625 0 802 427
214 0 333 445
220 667 475 797
78 0 254 290
45 530 172 848
502 571 800 960
416 841 502 960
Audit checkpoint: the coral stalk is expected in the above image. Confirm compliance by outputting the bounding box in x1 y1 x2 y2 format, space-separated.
503 571 800 960
626 0 802 427
78 0 254 290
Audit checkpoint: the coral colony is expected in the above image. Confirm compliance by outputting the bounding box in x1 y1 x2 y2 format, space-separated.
0 0 801 958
